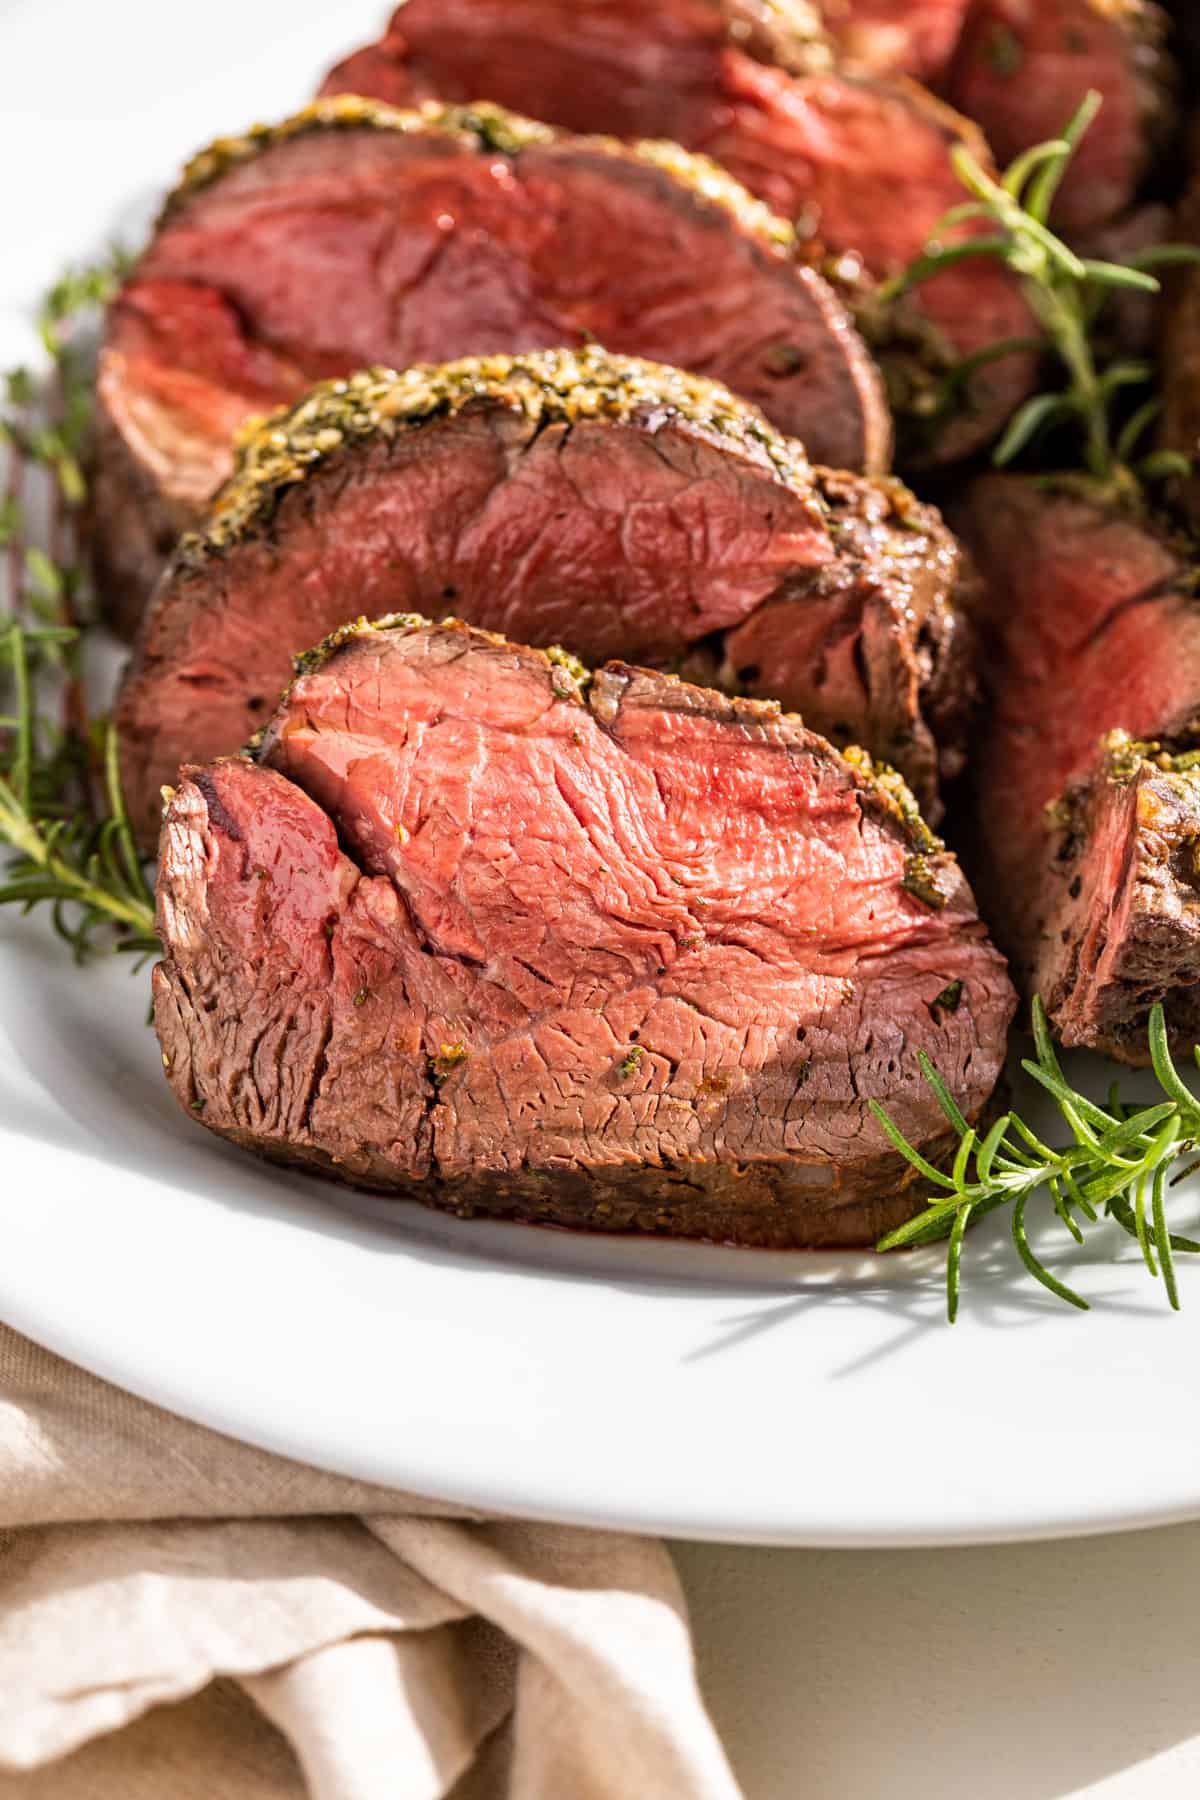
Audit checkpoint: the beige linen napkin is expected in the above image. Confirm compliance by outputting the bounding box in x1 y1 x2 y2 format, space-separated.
0 1325 742 1799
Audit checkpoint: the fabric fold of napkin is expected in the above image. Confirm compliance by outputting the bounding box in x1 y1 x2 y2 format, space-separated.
0 1327 742 1799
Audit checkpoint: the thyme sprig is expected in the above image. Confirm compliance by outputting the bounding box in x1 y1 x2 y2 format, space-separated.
882 91 1200 485
873 1001 1200 1322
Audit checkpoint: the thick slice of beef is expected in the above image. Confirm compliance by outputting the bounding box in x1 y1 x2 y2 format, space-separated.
318 0 1037 465
320 0 837 125
947 0 1174 236
822 0 972 83
116 351 975 847
954 473 1200 1061
94 97 888 635
153 617 1015 1248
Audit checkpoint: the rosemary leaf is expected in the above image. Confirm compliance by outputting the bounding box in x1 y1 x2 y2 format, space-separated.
977 1113 1013 1182
1079 260 1159 294
1024 90 1101 224
1012 1190 1089 1310
917 1048 970 1136
1149 1009 1200 1121
946 1202 974 1324
868 1098 958 1189
875 1005 1200 1320
1153 1160 1180 1311
993 393 1077 467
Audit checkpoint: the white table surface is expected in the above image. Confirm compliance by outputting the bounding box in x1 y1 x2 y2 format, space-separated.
675 1524 1200 1798
8 6 1200 1796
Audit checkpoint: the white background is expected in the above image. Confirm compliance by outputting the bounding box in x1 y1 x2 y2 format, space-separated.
678 1526 1200 1796
4 0 1200 1792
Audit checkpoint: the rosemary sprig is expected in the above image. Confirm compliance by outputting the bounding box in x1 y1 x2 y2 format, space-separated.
0 622 157 958
873 1001 1200 1322
882 91 1200 485
0 253 157 962
2 254 127 616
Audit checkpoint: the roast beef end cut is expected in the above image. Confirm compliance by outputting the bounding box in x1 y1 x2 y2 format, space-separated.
948 0 1175 236
93 97 889 631
1035 734 1200 1062
955 473 1200 1060
153 617 1015 1248
117 350 972 849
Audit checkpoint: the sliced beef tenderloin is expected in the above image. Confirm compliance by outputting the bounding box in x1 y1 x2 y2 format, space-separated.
948 0 1175 236
153 616 1015 1248
954 473 1200 1061
116 352 975 848
822 0 972 83
94 96 888 634
318 0 1037 466
320 0 837 121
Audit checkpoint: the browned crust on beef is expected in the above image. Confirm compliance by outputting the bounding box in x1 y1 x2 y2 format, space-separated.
172 349 815 564
116 353 965 847
162 95 801 255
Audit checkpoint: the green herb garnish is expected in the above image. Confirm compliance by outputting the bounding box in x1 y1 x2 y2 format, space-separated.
0 255 156 961
874 1000 1200 1322
0 623 156 960
882 92 1200 486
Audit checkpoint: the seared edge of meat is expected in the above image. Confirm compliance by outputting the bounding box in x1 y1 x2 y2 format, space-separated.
1038 731 1200 1062
116 351 970 836
162 93 796 253
174 347 815 565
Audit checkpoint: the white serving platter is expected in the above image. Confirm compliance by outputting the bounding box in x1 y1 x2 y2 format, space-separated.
4 0 1199 1548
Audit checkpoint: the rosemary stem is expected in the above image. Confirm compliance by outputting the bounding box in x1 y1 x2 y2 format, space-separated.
104 722 147 900
3 480 19 623
1027 278 1110 478
0 776 155 937
9 629 32 814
